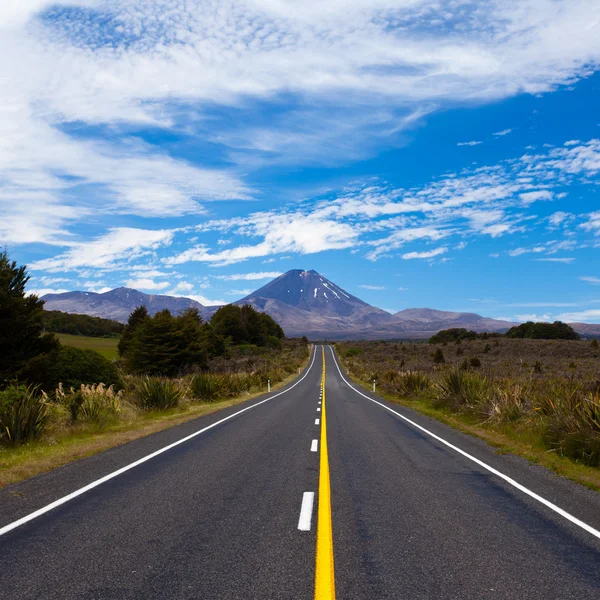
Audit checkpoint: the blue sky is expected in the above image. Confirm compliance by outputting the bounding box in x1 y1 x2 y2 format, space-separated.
2 1 600 322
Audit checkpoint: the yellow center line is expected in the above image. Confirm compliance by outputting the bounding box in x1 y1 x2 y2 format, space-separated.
315 346 336 600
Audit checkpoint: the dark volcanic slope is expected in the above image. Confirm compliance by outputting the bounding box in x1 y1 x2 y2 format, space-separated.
240 270 381 318
237 270 393 335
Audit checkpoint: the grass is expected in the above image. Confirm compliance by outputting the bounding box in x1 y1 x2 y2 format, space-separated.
0 345 311 489
336 340 600 492
55 333 119 360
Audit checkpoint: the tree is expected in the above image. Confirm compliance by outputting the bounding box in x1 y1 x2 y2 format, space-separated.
210 305 247 344
429 328 477 344
210 304 284 345
118 306 150 357
0 251 58 386
124 309 209 376
506 321 579 340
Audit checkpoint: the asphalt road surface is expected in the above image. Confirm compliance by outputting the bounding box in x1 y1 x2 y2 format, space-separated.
1 345 600 599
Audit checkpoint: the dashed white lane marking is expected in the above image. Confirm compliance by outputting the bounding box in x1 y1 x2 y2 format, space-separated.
317 407 321 412
311 439 319 452
298 492 315 531
328 346 600 543
0 348 320 538
315 419 320 425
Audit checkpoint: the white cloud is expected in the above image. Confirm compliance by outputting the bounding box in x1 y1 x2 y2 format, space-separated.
581 211 600 234
515 313 552 322
30 227 175 271
494 129 513 136
214 272 283 281
556 309 600 323
2 0 600 252
173 281 194 293
519 190 553 204
359 285 386 290
126 278 170 291
548 211 572 227
226 289 253 296
167 214 357 266
457 141 483 147
580 276 600 285
27 287 70 297
534 257 575 263
402 247 448 260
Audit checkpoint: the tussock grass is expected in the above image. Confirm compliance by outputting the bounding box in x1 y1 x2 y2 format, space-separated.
337 339 600 479
0 340 310 487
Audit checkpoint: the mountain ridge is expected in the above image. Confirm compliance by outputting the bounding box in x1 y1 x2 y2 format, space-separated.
40 270 600 339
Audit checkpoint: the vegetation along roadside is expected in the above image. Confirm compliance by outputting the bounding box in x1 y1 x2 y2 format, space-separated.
336 328 600 491
0 251 310 488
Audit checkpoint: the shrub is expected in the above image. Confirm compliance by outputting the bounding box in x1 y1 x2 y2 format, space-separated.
429 329 477 344
344 347 363 358
433 348 445 364
397 371 430 395
591 338 599 350
191 373 224 402
533 360 543 373
138 378 182 410
537 385 600 466
469 357 481 368
487 384 527 423
56 383 124 424
433 370 490 409
0 384 49 445
21 345 122 392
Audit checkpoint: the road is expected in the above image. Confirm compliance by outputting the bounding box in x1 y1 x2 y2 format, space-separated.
1 345 600 599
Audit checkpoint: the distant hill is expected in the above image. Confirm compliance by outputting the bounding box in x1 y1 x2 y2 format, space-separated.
41 271 600 339
41 288 211 323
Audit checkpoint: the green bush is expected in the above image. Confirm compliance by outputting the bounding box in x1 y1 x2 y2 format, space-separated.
433 348 445 364
469 357 481 368
21 345 122 392
430 328 477 344
506 321 579 340
0 384 49 445
191 373 224 402
397 371 430 395
344 347 363 358
138 378 182 410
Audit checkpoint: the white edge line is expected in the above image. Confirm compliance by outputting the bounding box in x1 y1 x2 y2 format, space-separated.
298 491 315 531
0 346 319 538
328 346 600 542
311 439 319 452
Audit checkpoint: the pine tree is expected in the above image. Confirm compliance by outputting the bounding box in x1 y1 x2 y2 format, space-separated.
118 305 150 357
0 251 59 386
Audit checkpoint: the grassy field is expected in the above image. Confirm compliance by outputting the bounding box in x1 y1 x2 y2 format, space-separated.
56 333 119 360
337 338 600 490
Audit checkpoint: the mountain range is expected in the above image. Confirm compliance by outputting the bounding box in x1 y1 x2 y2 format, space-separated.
41 269 600 339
